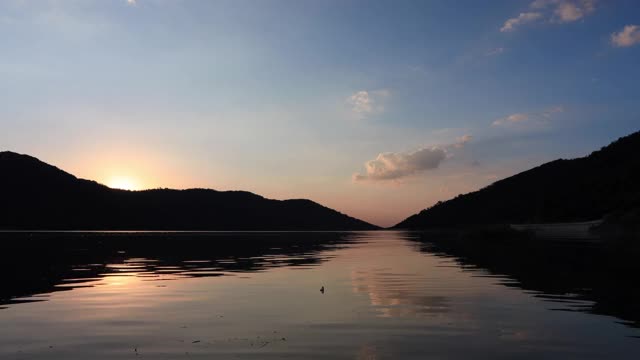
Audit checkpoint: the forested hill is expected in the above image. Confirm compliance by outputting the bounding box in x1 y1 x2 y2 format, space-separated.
395 131 640 229
0 152 378 231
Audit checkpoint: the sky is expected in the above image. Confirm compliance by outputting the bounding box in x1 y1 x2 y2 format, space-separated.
1 0 639 227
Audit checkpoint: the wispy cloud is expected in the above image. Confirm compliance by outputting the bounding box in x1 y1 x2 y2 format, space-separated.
492 113 529 126
501 1 596 32
353 136 472 182
408 65 429 76
454 135 473 148
127 0 137 5
501 12 542 32
611 25 640 47
542 105 565 117
347 89 390 117
492 106 564 127
485 47 505 56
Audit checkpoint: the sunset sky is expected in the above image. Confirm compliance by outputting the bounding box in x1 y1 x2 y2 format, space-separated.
1 0 639 227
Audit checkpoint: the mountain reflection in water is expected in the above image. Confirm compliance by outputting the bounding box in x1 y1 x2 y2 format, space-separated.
0 231 352 307
0 231 639 359
411 231 640 329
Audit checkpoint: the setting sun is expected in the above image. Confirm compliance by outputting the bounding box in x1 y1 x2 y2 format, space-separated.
107 176 140 191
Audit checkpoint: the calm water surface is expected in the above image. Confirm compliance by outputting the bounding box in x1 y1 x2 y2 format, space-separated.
1 231 639 359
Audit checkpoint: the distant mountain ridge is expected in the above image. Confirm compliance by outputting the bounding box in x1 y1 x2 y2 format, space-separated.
0 152 377 230
395 131 640 229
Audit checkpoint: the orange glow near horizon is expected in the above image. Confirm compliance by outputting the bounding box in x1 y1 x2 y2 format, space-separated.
106 176 142 191
60 148 460 227
66 146 215 194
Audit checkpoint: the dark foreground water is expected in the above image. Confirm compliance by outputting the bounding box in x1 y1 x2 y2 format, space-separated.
0 231 639 359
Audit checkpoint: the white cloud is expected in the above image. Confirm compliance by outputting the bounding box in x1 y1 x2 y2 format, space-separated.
611 25 640 47
347 89 390 117
552 0 596 22
492 106 564 127
127 0 137 6
347 91 372 114
502 1 596 32
554 2 585 22
353 148 446 182
353 136 471 182
531 0 596 19
500 12 542 32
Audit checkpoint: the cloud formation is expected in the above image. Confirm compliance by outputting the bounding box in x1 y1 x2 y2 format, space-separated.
353 136 471 182
500 12 542 32
532 0 596 22
127 0 137 5
611 25 640 47
492 106 564 126
347 90 390 117
501 1 596 32
553 1 595 22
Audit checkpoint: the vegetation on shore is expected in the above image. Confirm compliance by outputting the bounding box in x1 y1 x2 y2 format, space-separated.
395 131 640 230
0 152 378 231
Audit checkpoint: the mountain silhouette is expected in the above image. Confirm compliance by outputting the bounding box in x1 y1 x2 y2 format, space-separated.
0 152 378 230
395 131 640 229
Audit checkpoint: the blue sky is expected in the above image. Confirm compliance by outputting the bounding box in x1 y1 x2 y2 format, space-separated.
1 0 639 226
